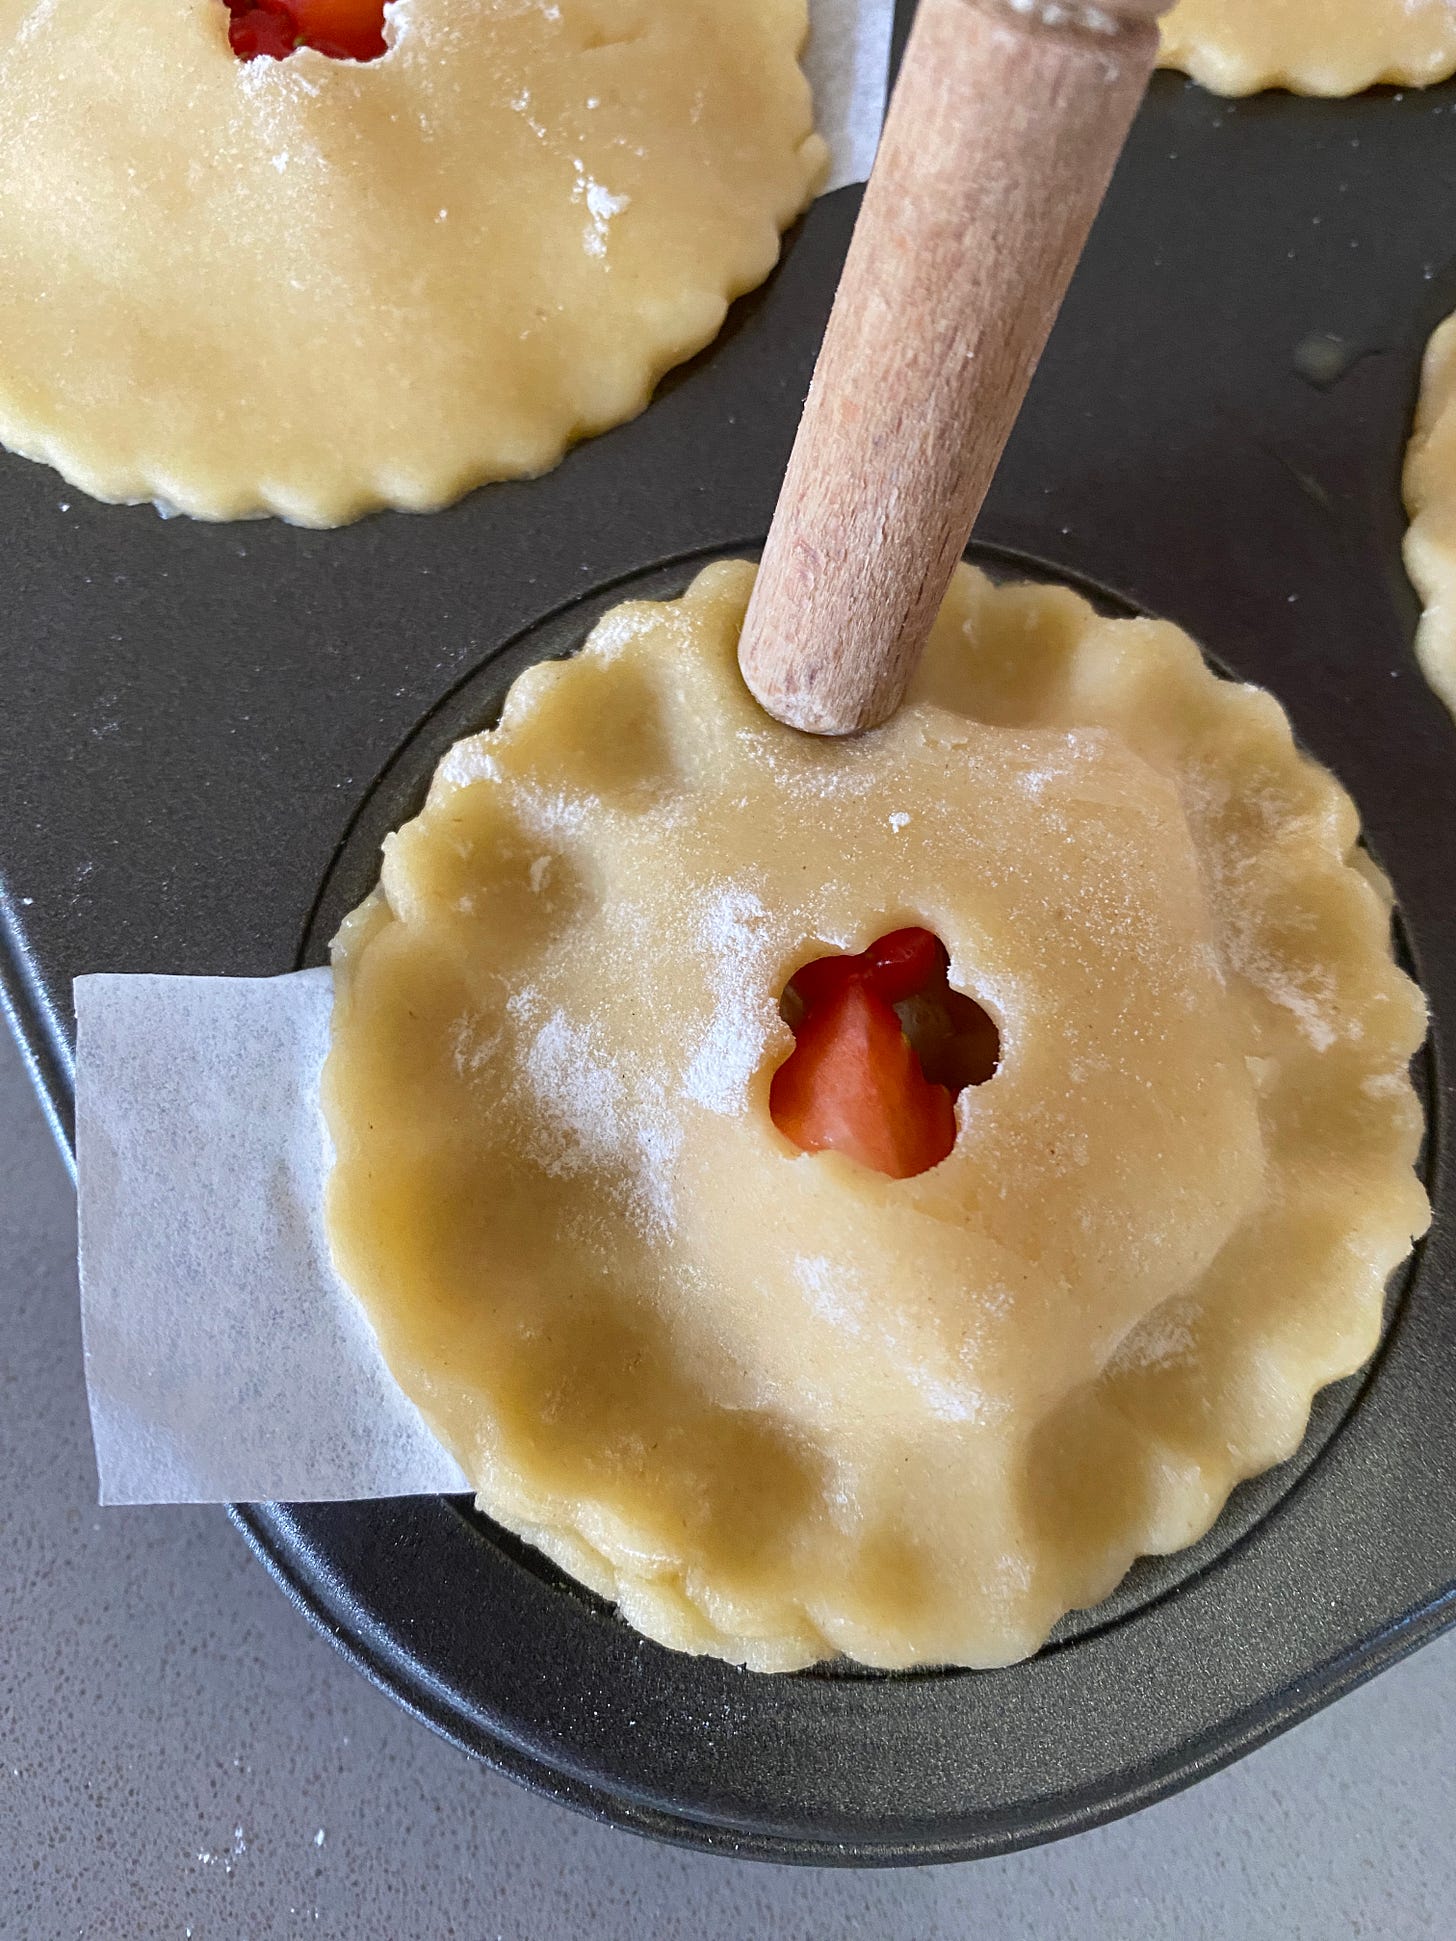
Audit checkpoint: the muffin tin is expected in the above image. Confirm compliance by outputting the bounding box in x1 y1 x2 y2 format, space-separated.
2 8 1455 1863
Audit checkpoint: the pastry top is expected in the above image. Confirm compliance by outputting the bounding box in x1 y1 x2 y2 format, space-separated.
1404 312 1456 724
0 0 822 523
324 562 1428 1671
1158 0 1456 95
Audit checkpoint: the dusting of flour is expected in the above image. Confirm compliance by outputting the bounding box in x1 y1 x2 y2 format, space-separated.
682 887 778 1114
517 996 681 1238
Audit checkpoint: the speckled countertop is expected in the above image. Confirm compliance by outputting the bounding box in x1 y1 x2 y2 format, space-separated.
3 1024 1453 1940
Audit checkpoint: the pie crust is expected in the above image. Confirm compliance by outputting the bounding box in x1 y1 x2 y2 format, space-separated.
0 0 823 523
323 562 1429 1670
1158 0 1456 96
1404 312 1456 725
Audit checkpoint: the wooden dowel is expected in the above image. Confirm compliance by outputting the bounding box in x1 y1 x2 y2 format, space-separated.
738 0 1170 736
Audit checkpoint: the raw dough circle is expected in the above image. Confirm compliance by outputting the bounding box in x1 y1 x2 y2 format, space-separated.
324 563 1428 1671
1405 312 1456 723
1158 0 1456 96
0 0 823 524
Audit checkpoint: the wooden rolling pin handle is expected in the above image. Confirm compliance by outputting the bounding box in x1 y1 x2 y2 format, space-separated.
738 0 1169 736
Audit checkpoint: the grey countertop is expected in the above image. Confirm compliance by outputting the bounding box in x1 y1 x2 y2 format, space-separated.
3 1022 1453 1940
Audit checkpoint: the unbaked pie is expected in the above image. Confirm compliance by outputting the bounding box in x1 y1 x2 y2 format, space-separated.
1404 313 1456 725
1159 0 1456 95
0 0 823 523
323 562 1429 1670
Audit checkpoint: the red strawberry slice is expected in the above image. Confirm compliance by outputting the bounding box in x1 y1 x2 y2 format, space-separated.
227 0 387 62
771 927 998 1179
770 974 958 1181
290 0 388 60
227 2 296 58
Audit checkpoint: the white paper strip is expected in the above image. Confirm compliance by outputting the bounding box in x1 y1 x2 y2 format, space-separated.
805 0 893 193
76 972 469 1504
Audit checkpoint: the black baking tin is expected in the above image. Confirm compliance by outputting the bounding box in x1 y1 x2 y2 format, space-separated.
3 9 1456 1861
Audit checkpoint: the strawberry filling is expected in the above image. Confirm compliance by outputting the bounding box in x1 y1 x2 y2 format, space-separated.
770 928 999 1180
226 0 388 62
